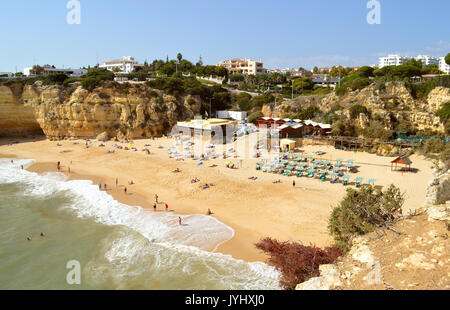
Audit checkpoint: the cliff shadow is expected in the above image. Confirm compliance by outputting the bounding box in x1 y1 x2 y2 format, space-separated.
0 133 47 147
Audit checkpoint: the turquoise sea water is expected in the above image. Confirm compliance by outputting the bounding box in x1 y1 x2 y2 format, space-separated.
0 159 280 290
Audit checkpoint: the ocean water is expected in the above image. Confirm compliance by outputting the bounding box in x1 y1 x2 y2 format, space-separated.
0 159 280 290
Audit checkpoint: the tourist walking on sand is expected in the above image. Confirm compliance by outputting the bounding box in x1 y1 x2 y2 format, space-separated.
178 217 182 226
293 180 295 187
165 203 168 211
116 178 118 187
124 187 127 194
57 161 61 171
155 194 159 204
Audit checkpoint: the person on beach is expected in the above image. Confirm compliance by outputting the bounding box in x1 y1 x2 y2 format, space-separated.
293 180 296 187
21 165 24 170
57 161 61 171
11 160 13 164
155 194 158 204
116 178 118 187
99 184 101 190
178 217 182 225
165 203 168 211
207 209 213 215
104 184 107 190
153 204 157 211
124 187 127 194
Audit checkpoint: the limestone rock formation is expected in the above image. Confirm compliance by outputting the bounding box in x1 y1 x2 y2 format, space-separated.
0 81 202 140
270 81 449 134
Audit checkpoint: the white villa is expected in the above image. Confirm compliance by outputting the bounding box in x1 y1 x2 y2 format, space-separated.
99 56 144 74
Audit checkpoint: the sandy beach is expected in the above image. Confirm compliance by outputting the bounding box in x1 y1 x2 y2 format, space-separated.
0 135 434 263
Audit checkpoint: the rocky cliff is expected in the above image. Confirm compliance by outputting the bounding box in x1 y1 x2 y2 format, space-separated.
0 81 202 140
296 204 449 290
269 82 450 133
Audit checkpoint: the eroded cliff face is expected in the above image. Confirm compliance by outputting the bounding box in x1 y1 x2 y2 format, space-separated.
0 85 42 137
0 81 202 140
271 81 450 133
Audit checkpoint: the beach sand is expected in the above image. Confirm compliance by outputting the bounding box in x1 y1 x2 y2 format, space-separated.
0 135 433 262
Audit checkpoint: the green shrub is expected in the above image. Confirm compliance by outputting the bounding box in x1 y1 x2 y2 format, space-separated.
331 119 359 137
437 102 450 123
335 74 370 95
363 121 392 140
81 68 115 91
248 111 263 124
328 185 405 253
424 138 446 154
349 104 368 119
250 94 274 107
42 73 69 85
81 77 101 91
237 99 253 111
292 106 321 120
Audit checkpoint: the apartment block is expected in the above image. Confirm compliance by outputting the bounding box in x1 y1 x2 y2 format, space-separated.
218 59 267 75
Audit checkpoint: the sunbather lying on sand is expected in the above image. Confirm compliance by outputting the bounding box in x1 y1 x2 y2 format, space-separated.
191 178 200 183
273 179 282 184
173 168 181 173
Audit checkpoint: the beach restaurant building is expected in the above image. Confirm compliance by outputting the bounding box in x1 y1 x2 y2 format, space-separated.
174 118 238 143
257 117 331 138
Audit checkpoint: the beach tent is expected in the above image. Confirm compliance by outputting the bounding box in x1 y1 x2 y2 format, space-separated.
280 139 296 152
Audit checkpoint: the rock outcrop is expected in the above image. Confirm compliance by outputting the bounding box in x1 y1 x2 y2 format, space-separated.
296 205 449 290
0 81 202 140
271 82 450 133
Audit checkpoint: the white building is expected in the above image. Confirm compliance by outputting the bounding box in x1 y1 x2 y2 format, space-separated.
0 72 14 78
23 67 87 77
216 111 247 121
417 55 439 67
439 57 450 74
218 59 267 76
99 56 144 74
379 54 410 68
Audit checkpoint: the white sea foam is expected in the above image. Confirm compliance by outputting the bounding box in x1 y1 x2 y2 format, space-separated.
0 158 281 289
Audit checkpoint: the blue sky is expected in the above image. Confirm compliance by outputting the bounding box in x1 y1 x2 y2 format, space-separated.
0 0 449 72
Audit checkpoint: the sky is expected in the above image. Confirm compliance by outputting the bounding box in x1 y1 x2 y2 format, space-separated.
0 0 449 72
